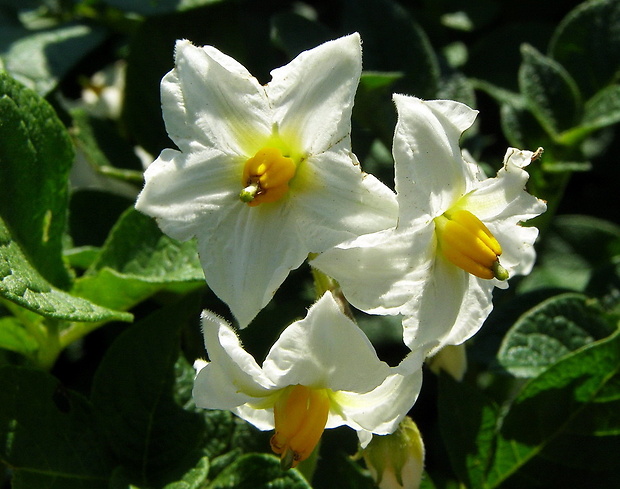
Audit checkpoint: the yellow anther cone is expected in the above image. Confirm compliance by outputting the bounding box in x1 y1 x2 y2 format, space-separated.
435 210 508 280
240 147 296 206
270 385 330 469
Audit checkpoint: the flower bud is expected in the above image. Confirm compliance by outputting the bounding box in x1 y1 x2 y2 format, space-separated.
427 344 467 381
362 417 425 489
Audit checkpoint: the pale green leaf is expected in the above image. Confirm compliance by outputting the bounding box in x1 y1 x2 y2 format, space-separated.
0 316 38 355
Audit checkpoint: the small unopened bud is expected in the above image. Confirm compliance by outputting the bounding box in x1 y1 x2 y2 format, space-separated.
427 344 467 381
362 417 425 489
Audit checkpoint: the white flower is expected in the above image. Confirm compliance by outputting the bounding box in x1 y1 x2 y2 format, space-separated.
135 34 397 327
81 60 126 119
312 95 547 354
192 291 424 468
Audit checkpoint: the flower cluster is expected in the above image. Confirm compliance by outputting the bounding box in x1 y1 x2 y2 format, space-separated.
135 33 546 474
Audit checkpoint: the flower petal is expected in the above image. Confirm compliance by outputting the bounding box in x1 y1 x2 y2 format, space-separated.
402 258 494 353
311 225 434 315
166 39 272 156
135 147 242 241
292 147 398 251
267 33 362 155
392 94 478 222
193 201 310 328
458 148 547 224
262 292 392 392
328 351 424 445
192 311 273 410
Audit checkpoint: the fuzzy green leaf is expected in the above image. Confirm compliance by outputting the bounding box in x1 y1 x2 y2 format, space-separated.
500 100 552 151
581 84 620 130
497 293 615 377
0 216 132 323
73 208 204 311
207 453 311 489
486 330 620 488
0 72 73 288
0 366 113 489
519 44 582 138
549 0 620 97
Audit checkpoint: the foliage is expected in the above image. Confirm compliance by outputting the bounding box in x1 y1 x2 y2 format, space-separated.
1 0 619 488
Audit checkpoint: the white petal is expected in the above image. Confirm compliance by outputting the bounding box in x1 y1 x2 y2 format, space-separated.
489 220 540 278
192 311 273 410
392 94 478 222
166 40 272 156
135 147 241 241
292 147 398 251
327 351 424 442
262 292 392 392
311 225 434 315
194 201 309 328
402 258 494 353
267 33 362 155
458 148 547 224
233 404 276 431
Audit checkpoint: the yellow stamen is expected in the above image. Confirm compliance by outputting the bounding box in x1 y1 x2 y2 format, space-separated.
270 385 330 470
240 147 296 206
435 209 508 280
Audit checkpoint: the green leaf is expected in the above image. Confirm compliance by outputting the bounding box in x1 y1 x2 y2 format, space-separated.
73 208 204 311
467 20 554 91
437 71 476 109
581 84 620 130
173 355 255 461
91 209 203 283
207 453 311 489
0 366 113 489
519 215 620 294
354 72 403 149
0 72 73 288
499 100 550 150
438 374 499 489
0 316 38 356
519 44 582 138
91 296 206 487
343 0 439 99
0 22 107 96
109 455 211 489
497 293 616 378
0 216 132 323
485 330 620 488
549 0 620 98
70 109 146 183
162 455 210 489
63 246 101 271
